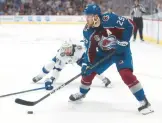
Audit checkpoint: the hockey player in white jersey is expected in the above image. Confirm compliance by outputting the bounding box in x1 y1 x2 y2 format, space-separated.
32 42 112 90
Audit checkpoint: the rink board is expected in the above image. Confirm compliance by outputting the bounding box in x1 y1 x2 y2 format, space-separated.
1 15 162 45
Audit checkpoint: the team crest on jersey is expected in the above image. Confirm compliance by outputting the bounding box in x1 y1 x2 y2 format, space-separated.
102 15 109 21
102 39 111 47
94 35 100 42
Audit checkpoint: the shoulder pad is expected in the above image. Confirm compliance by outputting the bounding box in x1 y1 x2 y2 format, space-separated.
60 52 65 57
76 45 83 50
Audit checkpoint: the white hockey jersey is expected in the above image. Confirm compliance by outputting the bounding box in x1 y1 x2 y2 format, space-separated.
50 44 84 80
54 44 84 68
40 44 108 86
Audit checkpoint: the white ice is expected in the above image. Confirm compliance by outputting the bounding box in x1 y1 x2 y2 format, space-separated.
0 24 162 123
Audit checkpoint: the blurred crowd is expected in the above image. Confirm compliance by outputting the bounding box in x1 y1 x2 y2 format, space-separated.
0 0 86 15
0 0 162 16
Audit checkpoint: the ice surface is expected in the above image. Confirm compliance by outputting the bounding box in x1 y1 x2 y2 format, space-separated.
0 24 162 123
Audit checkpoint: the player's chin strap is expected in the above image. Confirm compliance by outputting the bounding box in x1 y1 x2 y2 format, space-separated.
93 16 100 27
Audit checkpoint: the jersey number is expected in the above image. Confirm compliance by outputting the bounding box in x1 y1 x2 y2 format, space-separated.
116 17 125 26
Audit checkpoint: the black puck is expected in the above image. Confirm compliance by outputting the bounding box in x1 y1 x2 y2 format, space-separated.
27 111 33 114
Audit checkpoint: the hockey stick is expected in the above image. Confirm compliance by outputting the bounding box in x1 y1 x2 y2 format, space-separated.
15 74 81 106
0 87 45 98
15 50 115 106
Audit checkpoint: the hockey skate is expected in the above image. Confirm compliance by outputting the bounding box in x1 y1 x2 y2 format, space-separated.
32 75 43 83
138 97 154 115
69 92 86 101
102 77 112 87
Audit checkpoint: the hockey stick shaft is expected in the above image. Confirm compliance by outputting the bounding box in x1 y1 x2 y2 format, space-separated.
0 87 45 98
15 73 81 106
34 73 81 104
15 50 115 106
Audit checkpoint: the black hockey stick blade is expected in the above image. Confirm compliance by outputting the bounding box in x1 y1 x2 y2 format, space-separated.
15 73 81 106
15 98 36 106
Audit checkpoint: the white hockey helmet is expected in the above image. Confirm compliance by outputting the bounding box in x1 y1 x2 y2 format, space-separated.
60 41 73 56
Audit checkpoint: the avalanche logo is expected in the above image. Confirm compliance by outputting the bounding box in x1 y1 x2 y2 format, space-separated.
98 38 111 50
103 39 110 47
98 36 116 50
102 15 109 21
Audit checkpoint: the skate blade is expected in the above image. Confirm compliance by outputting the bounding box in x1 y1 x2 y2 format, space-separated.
106 83 113 88
30 80 41 84
103 82 113 88
140 106 154 115
141 110 154 115
68 98 83 104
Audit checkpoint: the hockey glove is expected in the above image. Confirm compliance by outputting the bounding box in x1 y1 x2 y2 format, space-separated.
44 77 55 90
